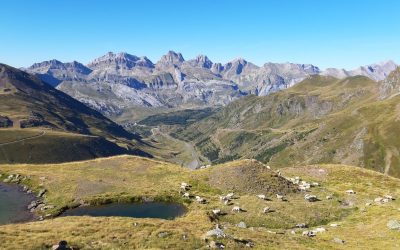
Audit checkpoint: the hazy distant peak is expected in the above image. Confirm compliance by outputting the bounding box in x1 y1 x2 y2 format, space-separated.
29 59 64 69
322 60 398 81
187 54 213 68
88 52 154 69
157 50 185 66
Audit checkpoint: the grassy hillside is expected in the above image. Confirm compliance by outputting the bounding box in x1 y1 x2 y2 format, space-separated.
0 156 399 249
0 63 150 163
174 72 400 177
0 129 132 164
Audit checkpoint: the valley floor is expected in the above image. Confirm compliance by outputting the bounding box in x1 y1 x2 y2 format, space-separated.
0 156 399 249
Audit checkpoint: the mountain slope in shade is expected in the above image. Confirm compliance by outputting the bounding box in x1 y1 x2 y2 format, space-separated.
0 63 151 163
174 69 400 177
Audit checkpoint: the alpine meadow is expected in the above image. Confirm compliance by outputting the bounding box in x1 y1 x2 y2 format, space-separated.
0 1 400 249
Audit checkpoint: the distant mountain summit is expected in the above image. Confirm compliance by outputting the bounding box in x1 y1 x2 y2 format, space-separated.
88 52 154 70
23 52 397 118
321 60 397 81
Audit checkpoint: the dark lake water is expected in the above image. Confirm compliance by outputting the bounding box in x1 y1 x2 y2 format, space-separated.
0 183 35 225
62 202 187 220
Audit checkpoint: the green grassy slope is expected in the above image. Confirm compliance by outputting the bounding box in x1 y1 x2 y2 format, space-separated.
0 63 151 163
175 71 400 177
0 129 132 164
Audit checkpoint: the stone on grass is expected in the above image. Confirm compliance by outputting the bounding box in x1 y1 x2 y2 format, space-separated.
387 220 400 230
206 228 226 238
237 221 247 228
333 238 345 244
158 231 170 238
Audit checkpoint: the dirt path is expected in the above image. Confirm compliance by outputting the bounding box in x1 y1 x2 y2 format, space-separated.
0 130 46 146
150 127 204 169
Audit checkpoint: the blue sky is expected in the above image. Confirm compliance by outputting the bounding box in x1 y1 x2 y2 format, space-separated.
0 0 398 69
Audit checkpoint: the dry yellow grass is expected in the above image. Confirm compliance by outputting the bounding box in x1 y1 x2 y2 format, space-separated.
0 156 399 249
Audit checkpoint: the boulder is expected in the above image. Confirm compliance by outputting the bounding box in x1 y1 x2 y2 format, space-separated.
206 228 226 238
387 220 400 230
52 240 70 250
237 221 247 228
333 238 345 244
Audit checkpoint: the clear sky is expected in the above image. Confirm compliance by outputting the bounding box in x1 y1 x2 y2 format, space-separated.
0 0 399 69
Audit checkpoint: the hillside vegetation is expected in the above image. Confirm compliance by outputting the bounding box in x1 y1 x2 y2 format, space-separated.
174 69 400 177
0 156 399 249
0 64 150 163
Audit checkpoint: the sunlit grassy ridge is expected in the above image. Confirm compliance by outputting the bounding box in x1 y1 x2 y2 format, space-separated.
0 155 399 249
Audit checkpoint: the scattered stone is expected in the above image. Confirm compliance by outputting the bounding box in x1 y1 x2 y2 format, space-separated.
302 231 316 237
384 195 395 200
365 202 372 206
38 189 47 197
256 194 266 200
180 182 190 190
330 223 339 227
387 220 400 230
52 240 71 250
226 193 235 199
295 223 307 228
158 232 170 238
206 228 226 238
326 195 333 200
314 227 326 233
209 241 225 249
212 209 221 215
263 207 272 213
195 196 206 204
345 189 356 195
276 194 284 200
41 205 55 211
237 221 247 228
304 194 319 202
333 238 345 244
340 200 355 207
232 206 241 212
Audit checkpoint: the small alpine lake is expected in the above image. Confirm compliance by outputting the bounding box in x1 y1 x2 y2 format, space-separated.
0 183 36 225
61 202 187 220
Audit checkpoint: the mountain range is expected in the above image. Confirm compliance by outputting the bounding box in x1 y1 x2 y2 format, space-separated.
24 51 397 120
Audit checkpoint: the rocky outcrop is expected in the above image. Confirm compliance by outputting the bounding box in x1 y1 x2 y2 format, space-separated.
379 67 400 99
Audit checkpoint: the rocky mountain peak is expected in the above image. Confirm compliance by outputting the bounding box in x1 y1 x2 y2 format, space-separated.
223 57 256 75
194 54 213 68
157 51 185 68
88 52 153 69
29 59 64 70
